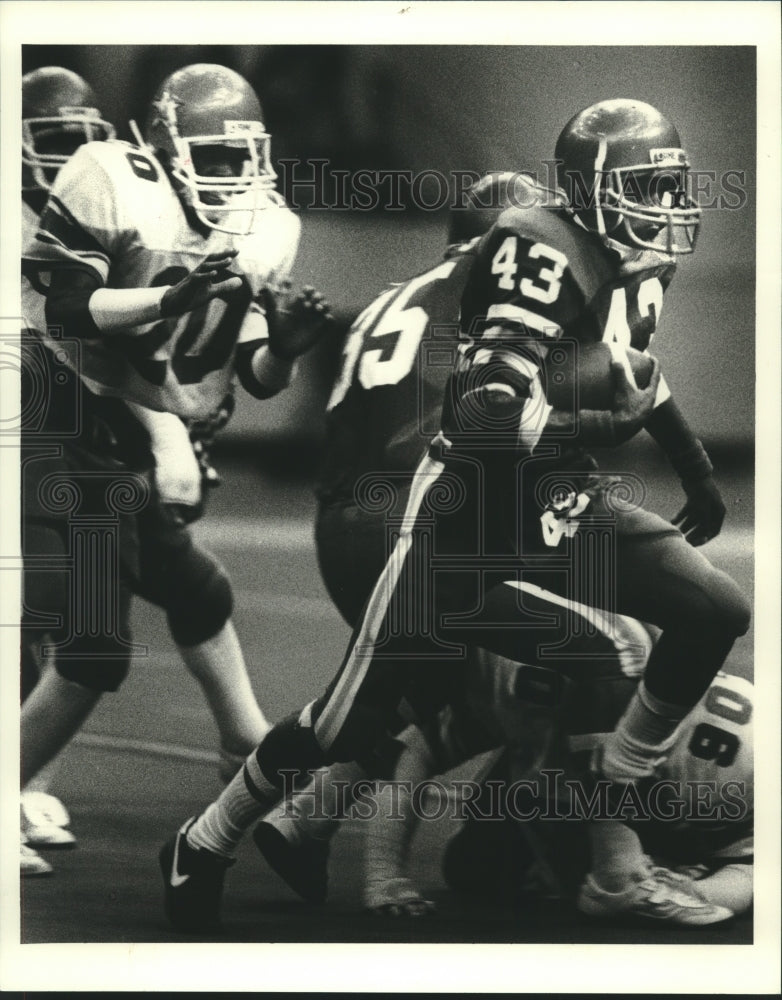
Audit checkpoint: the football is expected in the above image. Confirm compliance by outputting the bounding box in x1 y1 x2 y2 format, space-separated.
544 341 655 411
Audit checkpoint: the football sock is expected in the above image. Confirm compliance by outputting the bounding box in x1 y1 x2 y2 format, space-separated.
187 749 279 858
601 680 686 782
588 820 650 892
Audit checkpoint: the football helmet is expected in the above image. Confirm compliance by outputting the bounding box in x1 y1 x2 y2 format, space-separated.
448 171 563 244
22 66 115 191
555 99 701 255
141 63 276 234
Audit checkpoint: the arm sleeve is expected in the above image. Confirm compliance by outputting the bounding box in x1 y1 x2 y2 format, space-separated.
644 396 713 480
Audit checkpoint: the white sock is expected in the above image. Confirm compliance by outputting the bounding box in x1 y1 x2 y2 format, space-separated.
602 681 686 782
188 751 277 858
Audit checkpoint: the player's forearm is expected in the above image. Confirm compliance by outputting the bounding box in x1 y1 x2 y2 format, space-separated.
644 396 713 480
235 340 297 400
46 268 171 337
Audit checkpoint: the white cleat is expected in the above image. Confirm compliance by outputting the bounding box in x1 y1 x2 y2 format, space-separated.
21 792 76 848
577 864 733 926
21 841 53 877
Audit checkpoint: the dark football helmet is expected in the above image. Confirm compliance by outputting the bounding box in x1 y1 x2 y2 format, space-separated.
555 99 701 255
22 66 115 191
141 63 276 234
447 171 564 244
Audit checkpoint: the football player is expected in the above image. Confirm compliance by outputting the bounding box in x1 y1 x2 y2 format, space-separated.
159 102 749 933
20 64 330 872
437 669 753 924
20 66 118 876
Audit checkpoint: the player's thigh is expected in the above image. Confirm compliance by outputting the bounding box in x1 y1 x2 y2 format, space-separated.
133 499 232 645
611 507 750 635
449 577 650 684
315 502 392 628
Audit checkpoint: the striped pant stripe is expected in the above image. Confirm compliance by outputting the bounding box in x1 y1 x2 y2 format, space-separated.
314 452 445 750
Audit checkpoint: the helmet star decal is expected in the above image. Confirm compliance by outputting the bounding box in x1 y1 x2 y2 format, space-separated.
150 91 183 131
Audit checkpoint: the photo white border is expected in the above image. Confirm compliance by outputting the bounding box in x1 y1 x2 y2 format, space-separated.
1 1 779 993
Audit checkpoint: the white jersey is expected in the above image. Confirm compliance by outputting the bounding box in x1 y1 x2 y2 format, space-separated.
24 140 300 418
22 198 44 333
652 672 754 862
428 662 753 866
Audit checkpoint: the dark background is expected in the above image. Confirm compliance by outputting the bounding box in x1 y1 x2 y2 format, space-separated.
22 44 756 448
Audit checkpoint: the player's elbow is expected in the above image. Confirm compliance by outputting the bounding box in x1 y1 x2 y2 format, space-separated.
45 267 102 339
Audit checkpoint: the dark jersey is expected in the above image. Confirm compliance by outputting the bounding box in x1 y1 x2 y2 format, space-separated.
454 202 677 456
317 241 479 504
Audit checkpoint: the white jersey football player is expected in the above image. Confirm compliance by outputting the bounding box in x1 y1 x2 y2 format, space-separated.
20 66 117 877
20 65 330 874
361 666 753 925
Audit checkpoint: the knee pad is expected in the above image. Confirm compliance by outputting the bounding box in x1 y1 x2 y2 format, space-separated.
256 709 327 787
56 649 132 692
712 570 751 638
21 523 68 639
53 587 134 692
684 567 751 639
145 539 233 646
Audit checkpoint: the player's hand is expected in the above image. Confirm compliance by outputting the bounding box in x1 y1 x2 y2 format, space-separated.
672 475 725 546
263 282 334 361
160 250 243 318
609 357 662 444
153 437 203 525
185 392 236 490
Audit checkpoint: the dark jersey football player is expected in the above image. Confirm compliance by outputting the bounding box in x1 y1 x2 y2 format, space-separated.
160 101 749 933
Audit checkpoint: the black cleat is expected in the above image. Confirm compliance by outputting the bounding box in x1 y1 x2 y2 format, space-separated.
252 820 329 903
159 817 235 933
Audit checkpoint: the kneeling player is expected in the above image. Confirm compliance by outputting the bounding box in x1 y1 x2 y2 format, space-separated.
438 668 753 924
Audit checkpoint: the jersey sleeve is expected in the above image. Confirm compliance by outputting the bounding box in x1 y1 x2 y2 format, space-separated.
26 143 130 285
235 202 301 347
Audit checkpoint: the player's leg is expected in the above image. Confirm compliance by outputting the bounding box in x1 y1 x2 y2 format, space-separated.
161 455 457 929
362 724 438 917
133 500 270 771
21 583 134 786
252 760 365 903
592 507 750 783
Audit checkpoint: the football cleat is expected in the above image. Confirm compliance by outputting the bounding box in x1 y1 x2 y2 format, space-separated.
252 820 329 903
21 791 77 848
159 817 235 933
21 840 53 877
363 876 436 919
577 863 734 926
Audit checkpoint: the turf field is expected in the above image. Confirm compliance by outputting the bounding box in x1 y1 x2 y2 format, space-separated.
19 442 755 949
